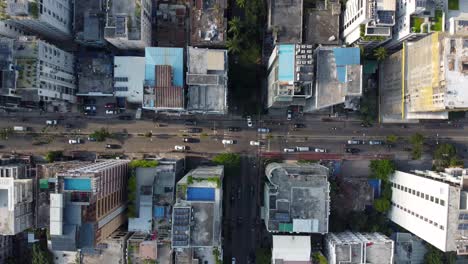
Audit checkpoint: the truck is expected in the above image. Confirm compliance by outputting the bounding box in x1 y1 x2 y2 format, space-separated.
13 126 28 131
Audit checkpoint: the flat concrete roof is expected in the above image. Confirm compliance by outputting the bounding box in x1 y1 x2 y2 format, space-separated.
74 0 104 42
105 0 141 40
304 9 340 45
190 202 214 247
269 0 303 43
76 54 113 95
265 163 329 234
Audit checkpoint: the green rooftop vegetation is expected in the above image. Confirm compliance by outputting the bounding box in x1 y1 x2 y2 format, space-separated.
29 0 39 19
448 0 459 10
410 16 425 33
129 159 158 168
359 24 387 42
431 10 443 32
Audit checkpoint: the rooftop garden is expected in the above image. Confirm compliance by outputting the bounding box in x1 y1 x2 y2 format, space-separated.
359 24 387 42
187 175 221 188
29 0 39 19
448 0 459 10
431 10 443 32
410 16 425 33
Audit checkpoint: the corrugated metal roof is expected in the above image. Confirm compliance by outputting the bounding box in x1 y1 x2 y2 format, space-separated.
145 47 184 87
278 44 295 82
153 86 184 109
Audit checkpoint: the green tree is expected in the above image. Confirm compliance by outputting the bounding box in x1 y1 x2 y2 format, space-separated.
410 133 424 145
226 36 241 54
312 252 328 264
236 0 246 8
228 16 242 37
386 134 398 144
424 245 444 264
373 47 388 61
45 150 63 163
256 248 271 264
369 160 395 181
212 153 241 169
129 160 158 168
434 143 457 161
32 244 52 264
449 157 464 168
89 128 110 142
373 198 391 213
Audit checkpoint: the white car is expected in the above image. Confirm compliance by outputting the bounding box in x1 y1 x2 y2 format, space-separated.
283 148 295 153
222 139 235 145
68 138 82 144
250 141 261 146
287 110 292 121
46 120 57 125
314 148 327 153
106 110 117 114
247 116 253 127
174 145 187 151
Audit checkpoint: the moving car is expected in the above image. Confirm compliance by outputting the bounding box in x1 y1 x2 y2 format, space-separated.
84 105 96 111
369 140 384 145
294 123 306 128
183 138 199 143
188 128 202 133
247 116 253 127
174 145 188 151
287 110 292 121
257 127 270 133
46 120 57 125
314 148 327 153
68 138 82 144
106 110 117 115
345 148 360 154
295 146 310 152
283 148 295 153
228 127 241 132
106 144 121 149
347 140 365 145
250 141 261 146
222 139 235 145
87 136 97 141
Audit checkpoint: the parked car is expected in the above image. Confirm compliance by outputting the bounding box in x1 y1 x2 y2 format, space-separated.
294 123 306 128
106 110 117 115
369 140 384 145
347 140 365 145
174 145 188 151
13 126 28 131
84 110 96 116
84 105 96 111
184 120 197 126
232 257 236 264
188 128 202 133
106 144 121 149
183 138 199 143
228 127 241 132
105 103 116 109
247 116 253 127
295 146 310 152
283 148 295 153
222 139 235 145
68 138 82 144
345 148 360 154
87 136 97 141
257 127 270 133
314 148 327 153
46 120 57 125
287 110 292 120
250 141 261 146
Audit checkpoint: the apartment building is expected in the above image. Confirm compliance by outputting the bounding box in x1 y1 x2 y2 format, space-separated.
0 163 33 235
104 0 152 50
0 21 29 39
389 168 468 254
0 37 22 107
49 160 130 251
325 232 394 264
0 235 13 263
6 0 72 40
264 162 330 234
342 0 396 49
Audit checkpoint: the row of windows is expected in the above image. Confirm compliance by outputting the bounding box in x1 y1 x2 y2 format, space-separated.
115 86 128 91
344 10 364 29
392 201 445 230
114 77 128 82
391 182 446 206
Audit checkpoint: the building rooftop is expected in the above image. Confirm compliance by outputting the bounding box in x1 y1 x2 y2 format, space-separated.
264 163 329 234
155 3 187 47
186 47 227 114
304 3 340 45
312 46 362 110
73 0 105 46
272 235 311 263
392 232 427 264
104 0 141 40
269 0 303 43
190 0 226 46
76 52 113 96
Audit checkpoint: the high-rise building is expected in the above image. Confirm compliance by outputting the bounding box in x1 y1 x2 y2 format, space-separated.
6 0 72 40
49 160 130 251
325 232 394 264
0 36 76 106
263 162 330 234
0 21 29 39
104 0 152 50
0 235 13 263
342 0 396 49
0 163 33 235
389 168 468 254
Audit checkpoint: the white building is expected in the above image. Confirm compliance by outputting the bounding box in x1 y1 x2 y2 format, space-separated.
104 0 152 50
0 21 29 39
272 235 311 264
6 0 72 40
389 168 468 254
12 36 76 105
0 164 33 235
113 56 145 104
325 232 394 264
342 0 396 49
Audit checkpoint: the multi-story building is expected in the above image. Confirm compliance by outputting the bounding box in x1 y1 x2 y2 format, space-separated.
73 0 106 47
0 235 13 263
113 56 145 104
388 168 468 254
392 232 428 264
342 0 396 49
0 21 29 39
49 160 130 251
1 36 76 107
143 47 184 111
172 166 223 263
267 0 303 44
104 0 152 49
0 163 33 235
325 232 394 264
6 0 72 40
186 47 228 114
272 235 311 263
263 162 330 234
385 0 444 50
0 37 22 107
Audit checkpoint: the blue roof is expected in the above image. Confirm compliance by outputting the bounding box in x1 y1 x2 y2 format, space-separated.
333 47 360 83
145 47 184 87
187 187 215 201
278 44 295 82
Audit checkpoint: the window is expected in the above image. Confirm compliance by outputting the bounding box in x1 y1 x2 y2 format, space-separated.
440 200 445 206
430 196 434 202
412 190 415 195
425 194 429 200
435 198 439 204
114 77 128 82
115 86 128 91
417 191 420 196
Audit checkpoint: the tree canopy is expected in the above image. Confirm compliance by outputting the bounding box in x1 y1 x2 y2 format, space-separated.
45 150 63 163
369 159 395 181
129 159 158 168
89 128 110 142
373 47 388 61
32 244 52 264
212 153 241 169
373 198 391 213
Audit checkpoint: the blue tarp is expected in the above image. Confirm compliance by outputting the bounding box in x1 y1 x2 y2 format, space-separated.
187 187 215 201
278 44 295 82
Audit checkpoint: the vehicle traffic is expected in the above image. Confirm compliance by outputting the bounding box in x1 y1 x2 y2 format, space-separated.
222 139 235 145
250 141 261 146
247 116 253 127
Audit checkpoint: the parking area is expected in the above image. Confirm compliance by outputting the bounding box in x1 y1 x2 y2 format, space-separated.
81 97 122 117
